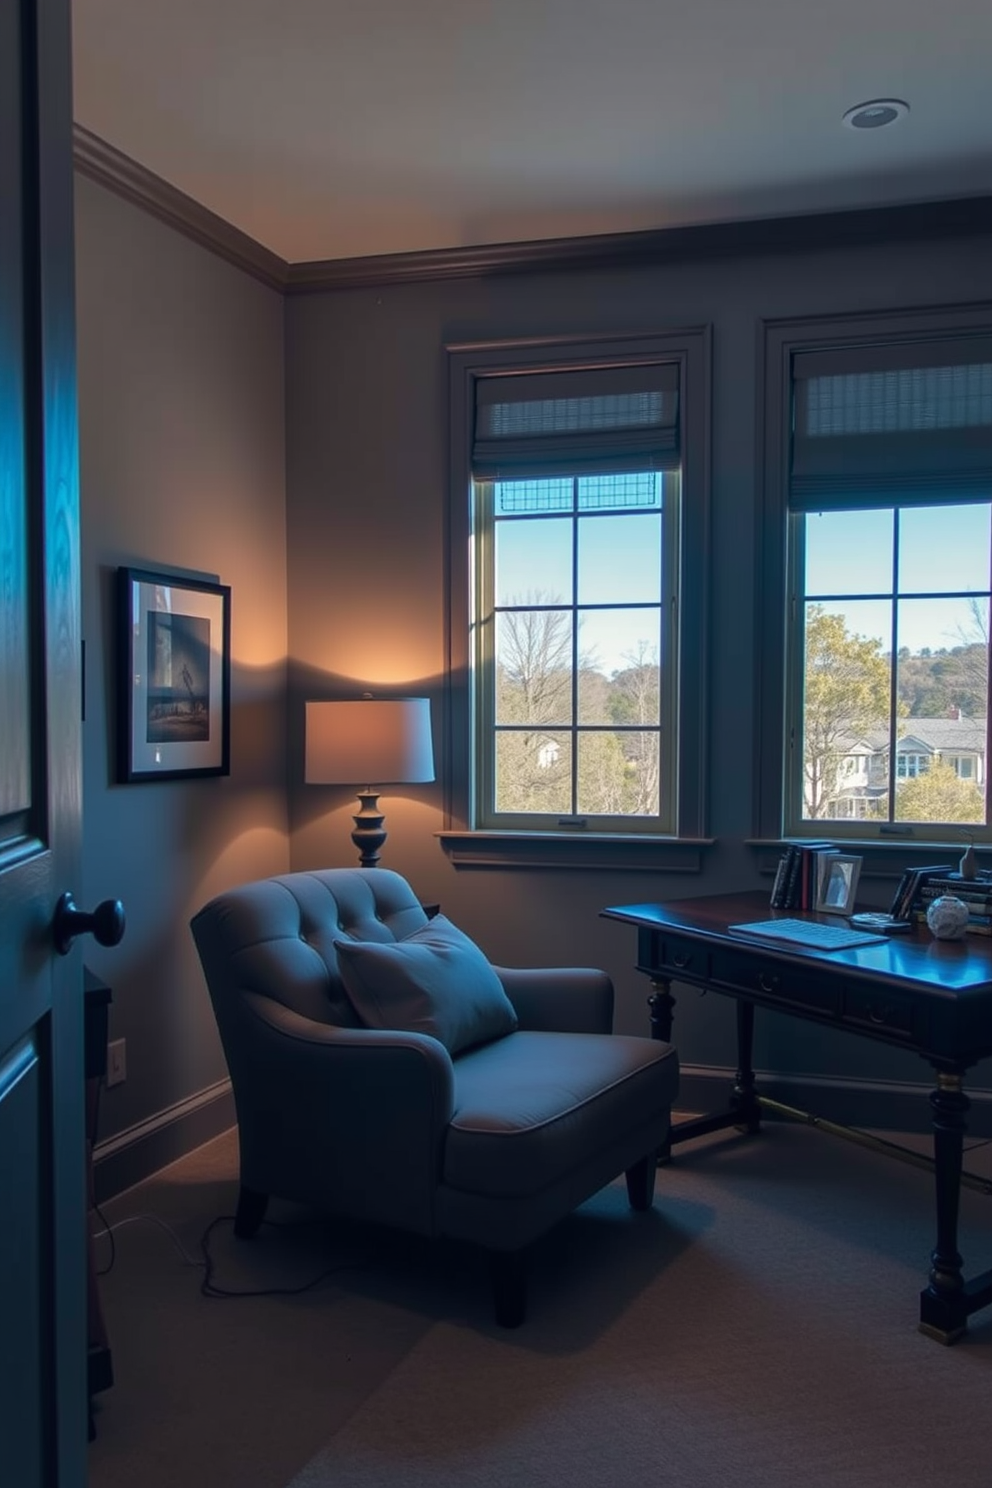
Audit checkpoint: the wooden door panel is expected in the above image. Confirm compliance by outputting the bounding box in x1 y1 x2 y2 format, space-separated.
0 1 86 1482
0 1039 44 1487
0 0 29 818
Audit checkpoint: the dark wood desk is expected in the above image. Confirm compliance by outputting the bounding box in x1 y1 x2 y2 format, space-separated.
602 890 992 1344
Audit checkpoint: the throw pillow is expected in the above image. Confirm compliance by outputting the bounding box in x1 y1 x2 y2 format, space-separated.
334 915 518 1056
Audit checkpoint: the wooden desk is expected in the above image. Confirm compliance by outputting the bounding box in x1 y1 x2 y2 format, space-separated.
602 890 992 1344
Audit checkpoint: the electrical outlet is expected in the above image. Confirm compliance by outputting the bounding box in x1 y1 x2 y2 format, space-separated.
107 1038 126 1087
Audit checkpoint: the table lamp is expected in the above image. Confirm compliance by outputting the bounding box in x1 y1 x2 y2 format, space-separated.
304 697 434 866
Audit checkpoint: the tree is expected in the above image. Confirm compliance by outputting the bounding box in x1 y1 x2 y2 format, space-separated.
608 641 661 815
496 598 572 726
803 606 891 819
493 598 661 816
895 760 985 825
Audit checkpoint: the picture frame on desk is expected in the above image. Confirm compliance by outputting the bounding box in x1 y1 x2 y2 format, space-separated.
815 854 862 915
117 566 231 782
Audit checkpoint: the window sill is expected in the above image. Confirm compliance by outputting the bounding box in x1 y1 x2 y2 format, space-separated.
436 830 714 872
747 837 987 883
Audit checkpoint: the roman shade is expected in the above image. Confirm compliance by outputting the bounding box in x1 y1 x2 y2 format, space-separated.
790 336 992 511
473 362 680 478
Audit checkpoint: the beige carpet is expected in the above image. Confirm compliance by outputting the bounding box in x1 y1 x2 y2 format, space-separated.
87 1120 992 1488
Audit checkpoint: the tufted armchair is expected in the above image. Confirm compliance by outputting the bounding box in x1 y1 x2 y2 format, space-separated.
190 868 679 1326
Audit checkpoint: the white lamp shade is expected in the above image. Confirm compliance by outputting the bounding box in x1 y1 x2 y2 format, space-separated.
305 698 434 785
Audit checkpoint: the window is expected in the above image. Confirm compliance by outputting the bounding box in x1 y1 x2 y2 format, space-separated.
479 469 673 828
763 313 992 844
896 753 932 780
446 331 710 847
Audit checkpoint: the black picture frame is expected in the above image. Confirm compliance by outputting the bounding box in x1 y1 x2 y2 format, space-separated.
117 566 231 782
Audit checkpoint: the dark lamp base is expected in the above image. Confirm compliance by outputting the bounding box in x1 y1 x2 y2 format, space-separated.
351 789 387 867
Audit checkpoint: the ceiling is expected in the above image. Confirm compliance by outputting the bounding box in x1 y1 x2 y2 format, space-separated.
70 0 992 266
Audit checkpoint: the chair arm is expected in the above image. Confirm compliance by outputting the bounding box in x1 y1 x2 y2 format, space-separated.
494 966 614 1034
232 993 456 1233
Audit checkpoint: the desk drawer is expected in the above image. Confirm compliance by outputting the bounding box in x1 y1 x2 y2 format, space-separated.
840 985 917 1039
708 947 839 1016
653 936 710 983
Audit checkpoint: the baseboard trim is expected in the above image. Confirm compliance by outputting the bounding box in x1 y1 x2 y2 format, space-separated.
93 1079 236 1203
676 1066 992 1140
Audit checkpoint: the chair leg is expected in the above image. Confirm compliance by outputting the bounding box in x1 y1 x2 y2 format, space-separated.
233 1184 268 1238
625 1151 658 1212
490 1249 527 1328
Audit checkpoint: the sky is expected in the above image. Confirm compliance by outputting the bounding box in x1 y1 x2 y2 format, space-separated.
490 482 992 672
805 504 991 655
495 511 662 675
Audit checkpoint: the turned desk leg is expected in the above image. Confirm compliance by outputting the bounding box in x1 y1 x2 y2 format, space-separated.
919 1069 969 1344
731 999 761 1133
648 978 675 1044
649 979 675 1161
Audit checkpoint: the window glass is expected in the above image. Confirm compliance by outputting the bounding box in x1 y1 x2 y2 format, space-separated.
495 518 571 606
796 505 990 832
577 513 661 604
478 471 672 828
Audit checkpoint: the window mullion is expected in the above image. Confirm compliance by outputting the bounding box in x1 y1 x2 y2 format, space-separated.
571 478 579 816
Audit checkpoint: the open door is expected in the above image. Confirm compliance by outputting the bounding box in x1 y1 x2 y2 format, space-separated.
0 0 87 1480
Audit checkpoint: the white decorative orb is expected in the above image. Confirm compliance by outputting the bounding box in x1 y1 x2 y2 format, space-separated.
925 895 970 941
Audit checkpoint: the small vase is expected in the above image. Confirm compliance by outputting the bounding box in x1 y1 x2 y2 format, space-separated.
925 895 970 941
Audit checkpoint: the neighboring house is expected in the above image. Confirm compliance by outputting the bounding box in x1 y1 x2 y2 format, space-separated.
821 711 987 819
536 736 561 770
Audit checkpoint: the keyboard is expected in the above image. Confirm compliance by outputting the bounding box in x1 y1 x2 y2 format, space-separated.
727 918 888 951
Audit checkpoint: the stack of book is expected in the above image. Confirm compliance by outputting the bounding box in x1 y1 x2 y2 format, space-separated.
769 841 839 911
913 873 992 936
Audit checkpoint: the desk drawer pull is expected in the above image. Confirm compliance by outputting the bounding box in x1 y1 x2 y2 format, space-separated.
757 972 779 994
671 952 692 970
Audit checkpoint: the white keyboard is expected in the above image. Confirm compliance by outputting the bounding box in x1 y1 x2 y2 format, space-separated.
728 918 888 951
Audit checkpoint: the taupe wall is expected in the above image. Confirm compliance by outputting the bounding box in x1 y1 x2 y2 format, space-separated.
285 228 992 1106
75 175 290 1164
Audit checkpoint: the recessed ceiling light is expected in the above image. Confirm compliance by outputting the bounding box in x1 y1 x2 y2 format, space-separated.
842 99 910 130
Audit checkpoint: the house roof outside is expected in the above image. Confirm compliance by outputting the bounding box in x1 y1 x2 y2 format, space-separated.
840 717 988 757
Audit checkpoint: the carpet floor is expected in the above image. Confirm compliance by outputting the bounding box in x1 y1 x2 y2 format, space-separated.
87 1119 992 1488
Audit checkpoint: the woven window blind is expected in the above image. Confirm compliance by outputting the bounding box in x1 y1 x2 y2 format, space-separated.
473 363 680 478
790 336 992 510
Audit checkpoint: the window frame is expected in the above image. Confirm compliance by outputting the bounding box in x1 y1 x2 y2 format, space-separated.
444 329 712 862
756 303 992 852
474 469 677 834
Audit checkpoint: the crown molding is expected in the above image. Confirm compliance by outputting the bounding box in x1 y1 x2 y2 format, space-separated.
71 126 992 297
286 194 992 292
72 125 288 291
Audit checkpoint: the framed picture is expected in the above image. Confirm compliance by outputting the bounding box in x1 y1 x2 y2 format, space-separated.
117 566 231 782
816 854 862 916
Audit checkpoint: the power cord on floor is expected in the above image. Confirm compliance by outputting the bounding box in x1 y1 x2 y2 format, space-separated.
90 1071 363 1298
91 1207 367 1298
198 1214 368 1299
91 1211 204 1273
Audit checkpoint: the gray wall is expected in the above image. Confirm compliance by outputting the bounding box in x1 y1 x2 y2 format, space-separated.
75 175 290 1167
285 228 992 1110
71 168 992 1172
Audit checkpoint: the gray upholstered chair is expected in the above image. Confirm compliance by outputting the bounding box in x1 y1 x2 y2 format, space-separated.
190 868 679 1326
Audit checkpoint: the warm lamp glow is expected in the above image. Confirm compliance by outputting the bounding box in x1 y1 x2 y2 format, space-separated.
304 698 434 866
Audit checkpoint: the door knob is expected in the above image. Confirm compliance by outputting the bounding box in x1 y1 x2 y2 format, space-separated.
53 893 126 956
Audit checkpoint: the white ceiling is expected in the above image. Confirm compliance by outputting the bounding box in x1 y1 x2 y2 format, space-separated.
71 0 992 265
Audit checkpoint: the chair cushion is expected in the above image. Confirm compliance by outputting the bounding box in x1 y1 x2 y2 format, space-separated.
444 1030 679 1197
334 914 519 1056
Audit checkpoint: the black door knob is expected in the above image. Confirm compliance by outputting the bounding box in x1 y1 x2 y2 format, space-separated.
53 893 126 956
